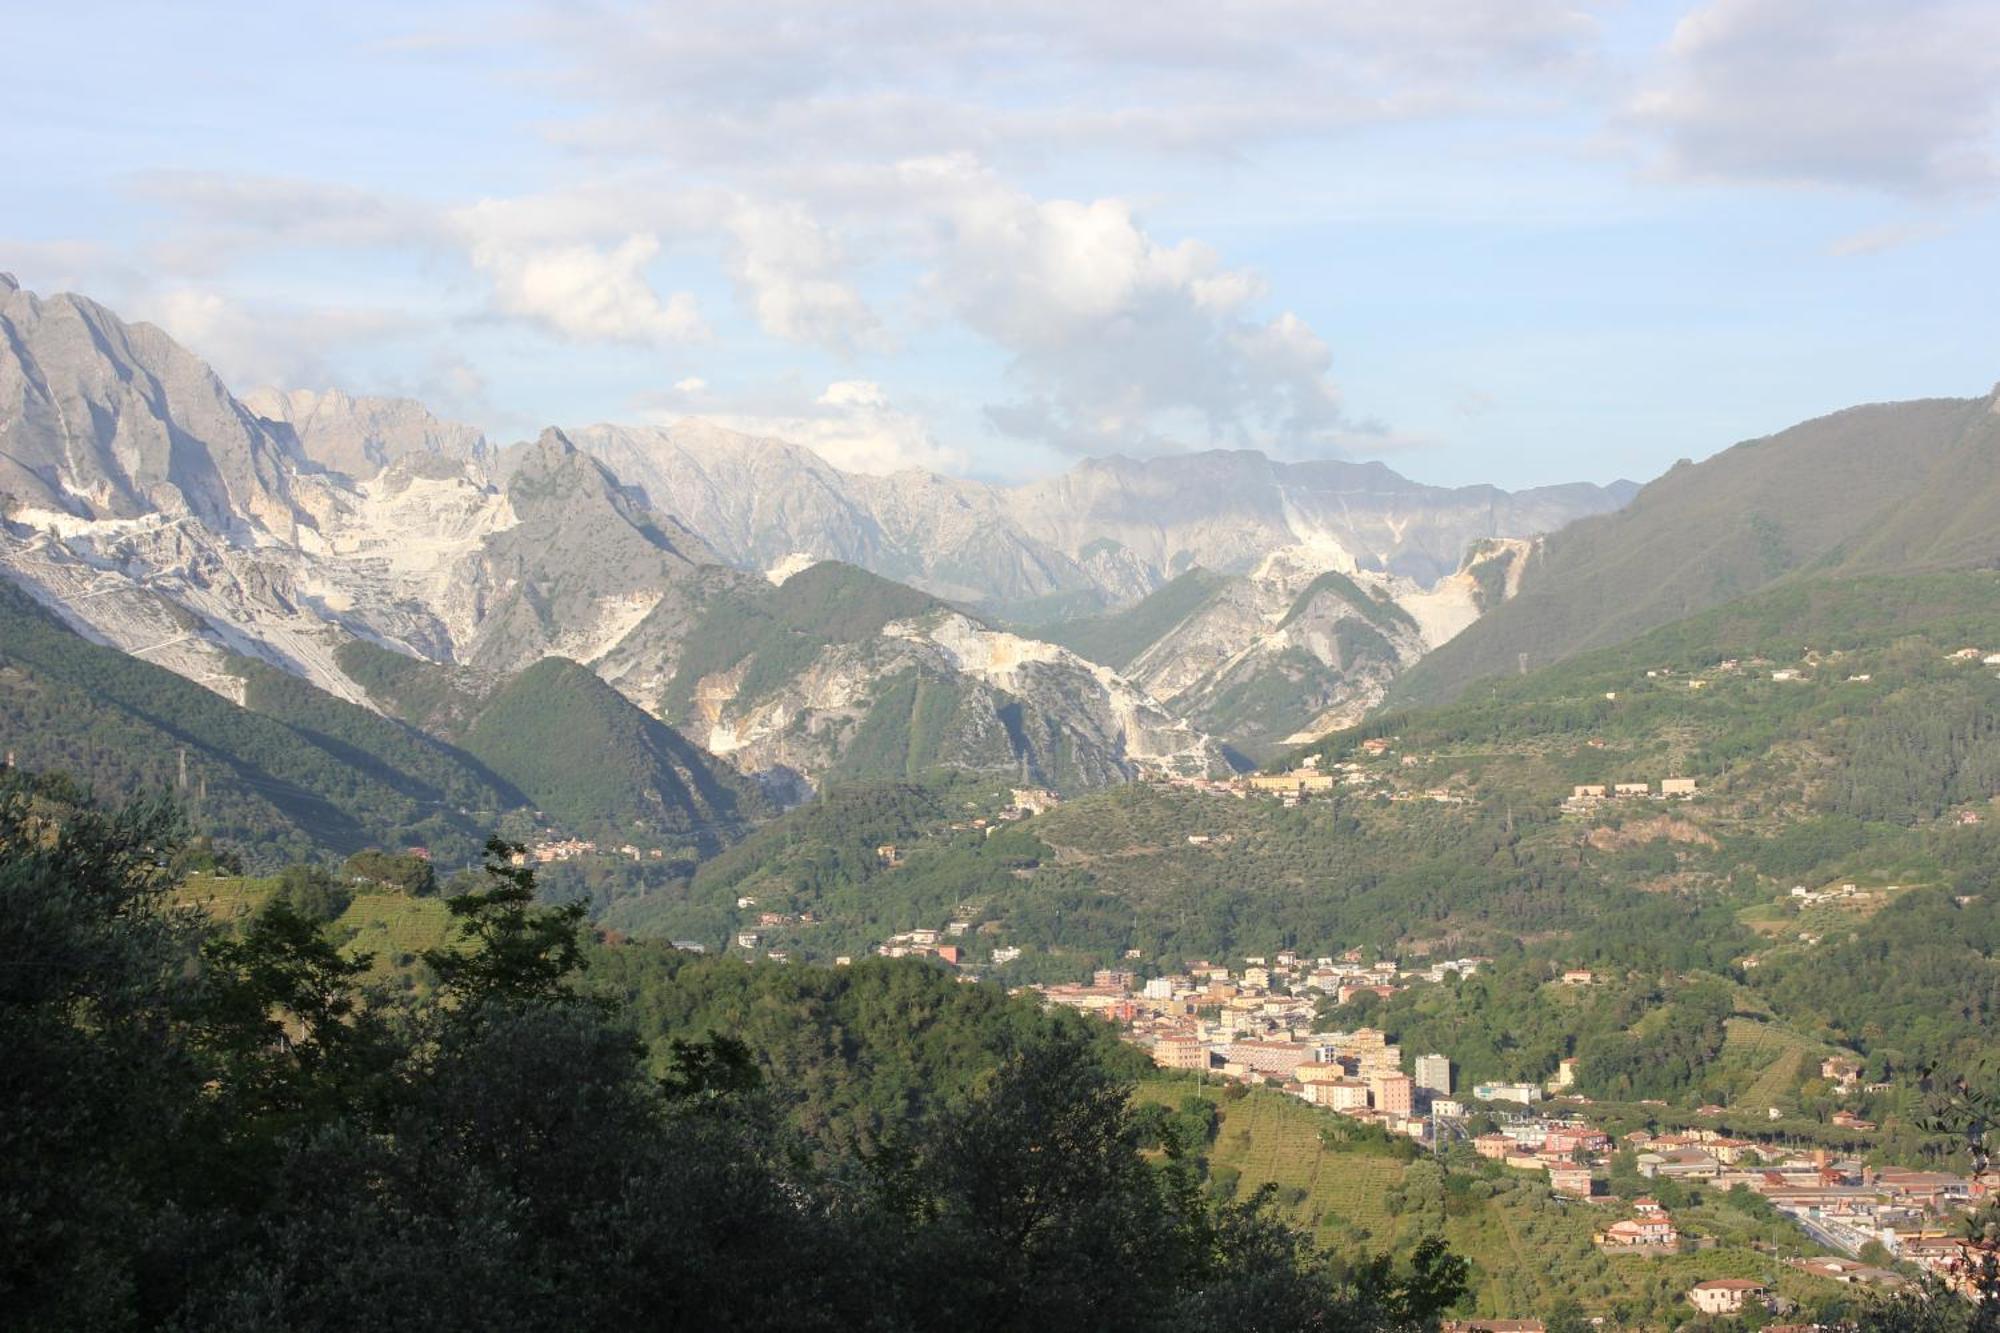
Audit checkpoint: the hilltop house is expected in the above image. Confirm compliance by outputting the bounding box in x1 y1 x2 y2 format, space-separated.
1687 1279 1765 1315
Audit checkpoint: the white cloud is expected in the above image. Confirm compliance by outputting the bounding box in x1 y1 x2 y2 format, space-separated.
534 1 1603 166
724 201 883 352
673 376 708 394
905 158 1346 455
706 379 970 475
1628 0 2000 196
136 285 418 390
463 231 709 343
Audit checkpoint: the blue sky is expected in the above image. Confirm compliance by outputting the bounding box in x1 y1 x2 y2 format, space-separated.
5 0 1997 489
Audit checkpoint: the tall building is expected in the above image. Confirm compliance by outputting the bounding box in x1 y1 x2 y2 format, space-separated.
1415 1052 1452 1096
1371 1072 1415 1117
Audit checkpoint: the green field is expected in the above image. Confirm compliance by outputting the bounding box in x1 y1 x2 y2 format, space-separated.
175 873 456 989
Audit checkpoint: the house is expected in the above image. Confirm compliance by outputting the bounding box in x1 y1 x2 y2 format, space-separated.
1560 969 1596 986
1687 1279 1766 1315
1549 1165 1594 1196
1304 1079 1372 1110
1599 1217 1679 1249
1571 784 1608 800
1613 781 1649 796
1442 1322 1545 1332
1153 1035 1209 1070
1661 777 1698 797
1009 787 1062 815
936 945 963 966
1473 1081 1542 1104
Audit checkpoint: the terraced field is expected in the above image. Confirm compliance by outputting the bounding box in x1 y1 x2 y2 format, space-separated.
1723 1016 1819 1108
1137 1082 1407 1248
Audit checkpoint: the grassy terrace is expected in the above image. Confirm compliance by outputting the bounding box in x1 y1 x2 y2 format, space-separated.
1135 1077 1852 1322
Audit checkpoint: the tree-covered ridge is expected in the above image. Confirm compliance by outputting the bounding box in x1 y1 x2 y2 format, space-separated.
0 581 509 864
1393 391 2000 709
1031 567 1231 670
659 560 944 720
1 772 1468 1332
462 656 761 846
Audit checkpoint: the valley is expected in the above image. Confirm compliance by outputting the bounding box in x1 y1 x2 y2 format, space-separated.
6 273 2000 1330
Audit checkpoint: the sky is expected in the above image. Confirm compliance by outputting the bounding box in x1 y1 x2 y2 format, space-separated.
4 0 1998 489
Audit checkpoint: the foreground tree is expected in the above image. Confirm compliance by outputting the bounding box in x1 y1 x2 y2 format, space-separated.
2 776 1465 1331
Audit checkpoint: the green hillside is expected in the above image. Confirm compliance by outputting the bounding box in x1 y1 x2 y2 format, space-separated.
660 560 941 720
1394 389 2000 709
462 656 761 847
337 638 763 849
1131 1081 1858 1326
643 571 2000 1111
0 581 514 864
1032 568 1230 669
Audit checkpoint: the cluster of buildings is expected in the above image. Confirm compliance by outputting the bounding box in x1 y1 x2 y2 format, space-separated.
1028 952 1487 1139
1157 741 1472 810
1787 881 1883 908
510 836 597 865
507 835 671 866
1562 777 1699 811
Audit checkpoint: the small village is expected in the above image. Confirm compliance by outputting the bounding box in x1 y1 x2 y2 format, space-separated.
1021 954 1994 1323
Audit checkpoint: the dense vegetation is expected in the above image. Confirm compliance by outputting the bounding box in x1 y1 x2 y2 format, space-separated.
0 581 509 864
658 561 941 721
2 771 1471 1331
1033 567 1230 669
463 657 759 845
1394 391 2000 708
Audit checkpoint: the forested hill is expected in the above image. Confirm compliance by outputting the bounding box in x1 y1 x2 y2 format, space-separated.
4 770 1466 1331
1391 387 2000 709
0 580 518 863
643 572 2000 1123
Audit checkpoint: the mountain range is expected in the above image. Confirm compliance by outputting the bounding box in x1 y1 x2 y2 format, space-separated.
2 272 1634 853
1391 383 2000 710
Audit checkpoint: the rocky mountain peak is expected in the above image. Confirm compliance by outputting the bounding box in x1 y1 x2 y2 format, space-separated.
244 385 490 482
0 280 306 539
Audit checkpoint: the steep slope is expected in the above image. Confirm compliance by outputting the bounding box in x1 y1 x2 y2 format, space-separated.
0 273 308 537
457 428 721 675
0 579 517 864
461 657 759 845
567 419 1632 615
334 639 761 846
627 561 1230 792
1033 569 1233 671
564 420 1100 607
1392 389 2000 708
244 386 491 481
1036 540 1534 759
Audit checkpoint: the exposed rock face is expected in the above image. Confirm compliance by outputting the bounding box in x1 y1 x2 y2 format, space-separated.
1003 451 1630 591
563 421 1632 615
0 276 1627 782
563 421 1091 607
244 386 491 481
0 281 1236 792
1 278 307 537
648 597 1230 790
